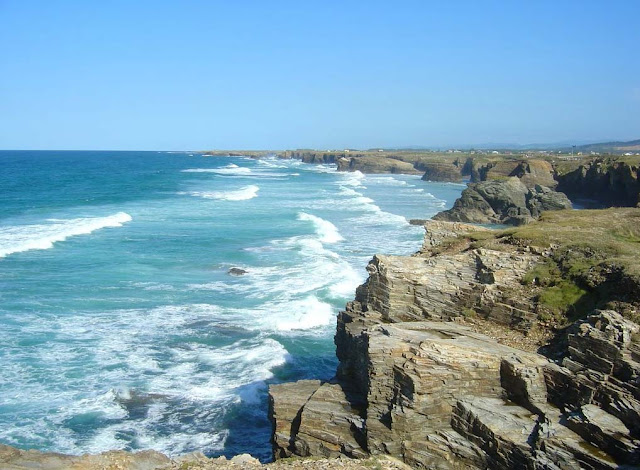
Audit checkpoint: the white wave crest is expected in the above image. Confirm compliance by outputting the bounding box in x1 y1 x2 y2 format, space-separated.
186 185 259 201
0 212 132 258
340 170 365 187
182 164 252 176
275 296 335 331
297 212 344 243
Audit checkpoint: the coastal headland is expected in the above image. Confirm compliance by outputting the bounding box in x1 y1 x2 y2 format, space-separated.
269 209 640 468
3 149 640 469
204 147 640 221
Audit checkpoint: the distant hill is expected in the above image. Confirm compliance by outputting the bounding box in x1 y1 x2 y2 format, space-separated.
373 139 640 154
567 139 640 154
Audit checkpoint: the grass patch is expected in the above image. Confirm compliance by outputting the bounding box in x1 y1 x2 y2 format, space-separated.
458 208 640 325
523 260 559 287
538 281 587 316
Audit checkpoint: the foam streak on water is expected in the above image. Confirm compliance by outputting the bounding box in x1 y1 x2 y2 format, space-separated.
0 212 132 258
0 151 464 461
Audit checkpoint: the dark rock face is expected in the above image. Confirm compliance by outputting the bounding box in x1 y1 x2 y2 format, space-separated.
228 267 248 276
433 178 572 225
557 158 640 207
269 221 640 469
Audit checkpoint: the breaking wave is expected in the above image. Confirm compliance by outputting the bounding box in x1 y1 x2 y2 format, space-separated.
0 212 132 258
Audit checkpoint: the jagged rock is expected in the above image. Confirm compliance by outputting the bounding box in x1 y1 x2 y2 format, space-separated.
472 159 557 189
419 219 491 252
526 185 573 219
270 220 640 469
349 244 538 328
514 160 558 189
433 178 572 225
270 381 367 460
557 158 640 207
270 380 322 458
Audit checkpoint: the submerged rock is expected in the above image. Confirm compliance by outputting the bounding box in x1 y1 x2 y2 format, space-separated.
228 267 248 276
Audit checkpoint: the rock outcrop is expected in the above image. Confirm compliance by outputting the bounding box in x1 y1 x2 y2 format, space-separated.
433 178 572 225
270 220 640 469
557 158 640 207
420 162 465 182
471 159 557 189
336 157 422 175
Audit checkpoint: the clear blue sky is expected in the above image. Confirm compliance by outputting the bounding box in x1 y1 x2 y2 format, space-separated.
1 1 638 150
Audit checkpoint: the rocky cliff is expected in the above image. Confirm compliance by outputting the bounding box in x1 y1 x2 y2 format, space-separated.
433 159 574 226
270 215 640 469
433 178 572 225
336 156 422 174
557 157 640 207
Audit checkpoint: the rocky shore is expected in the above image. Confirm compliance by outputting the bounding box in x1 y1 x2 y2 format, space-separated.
277 151 640 225
269 214 640 469
4 152 639 469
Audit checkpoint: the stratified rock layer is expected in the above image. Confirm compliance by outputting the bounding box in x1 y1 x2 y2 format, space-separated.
270 221 640 469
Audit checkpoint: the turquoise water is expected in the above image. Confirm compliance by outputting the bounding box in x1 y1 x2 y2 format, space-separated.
0 151 465 461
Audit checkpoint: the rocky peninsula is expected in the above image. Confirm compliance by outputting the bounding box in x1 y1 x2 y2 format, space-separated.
269 210 640 469
275 150 639 225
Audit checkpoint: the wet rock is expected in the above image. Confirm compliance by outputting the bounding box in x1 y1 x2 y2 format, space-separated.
228 267 248 276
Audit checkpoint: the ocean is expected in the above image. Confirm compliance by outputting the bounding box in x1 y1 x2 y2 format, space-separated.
0 151 464 461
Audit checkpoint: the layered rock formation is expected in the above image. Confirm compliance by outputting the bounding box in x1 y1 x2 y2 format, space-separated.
270 220 640 469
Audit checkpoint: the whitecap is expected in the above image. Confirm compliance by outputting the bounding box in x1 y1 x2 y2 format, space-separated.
182 165 252 176
186 185 259 201
275 296 335 331
297 212 344 243
340 170 365 187
0 212 132 258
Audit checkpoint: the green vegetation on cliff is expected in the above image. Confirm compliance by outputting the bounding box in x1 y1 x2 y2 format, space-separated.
468 208 640 324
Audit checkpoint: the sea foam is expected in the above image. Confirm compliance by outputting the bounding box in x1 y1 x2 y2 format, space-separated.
297 212 344 243
182 164 252 176
186 185 259 201
0 212 132 258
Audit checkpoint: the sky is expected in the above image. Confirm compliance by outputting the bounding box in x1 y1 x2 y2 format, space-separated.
1 1 639 150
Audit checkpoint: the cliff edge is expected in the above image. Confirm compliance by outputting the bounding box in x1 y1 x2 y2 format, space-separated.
270 211 640 469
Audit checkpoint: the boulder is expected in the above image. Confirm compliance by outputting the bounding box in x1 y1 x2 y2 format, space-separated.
434 178 572 225
228 267 248 276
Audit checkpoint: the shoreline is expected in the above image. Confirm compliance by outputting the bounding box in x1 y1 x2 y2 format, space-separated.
2 153 639 469
0 156 453 469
